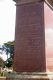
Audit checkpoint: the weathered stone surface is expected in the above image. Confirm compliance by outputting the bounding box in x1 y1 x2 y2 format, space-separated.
0 77 6 80
44 2 53 72
14 1 46 72
47 0 53 7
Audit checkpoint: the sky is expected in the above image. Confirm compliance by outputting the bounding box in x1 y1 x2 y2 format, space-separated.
0 0 16 60
0 0 16 45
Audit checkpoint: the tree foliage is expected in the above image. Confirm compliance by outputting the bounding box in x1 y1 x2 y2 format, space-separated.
2 41 15 68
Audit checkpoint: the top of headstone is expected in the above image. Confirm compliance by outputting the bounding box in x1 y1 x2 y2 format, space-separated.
13 0 43 4
13 0 53 7
13 0 41 2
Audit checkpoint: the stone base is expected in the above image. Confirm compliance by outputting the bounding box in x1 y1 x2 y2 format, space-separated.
6 72 53 80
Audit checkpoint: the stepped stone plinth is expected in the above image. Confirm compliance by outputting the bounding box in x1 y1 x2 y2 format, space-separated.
6 72 53 80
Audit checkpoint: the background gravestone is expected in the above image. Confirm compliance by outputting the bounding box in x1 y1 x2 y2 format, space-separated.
13 0 46 72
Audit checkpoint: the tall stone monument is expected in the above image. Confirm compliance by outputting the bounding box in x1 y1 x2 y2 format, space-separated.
13 0 53 72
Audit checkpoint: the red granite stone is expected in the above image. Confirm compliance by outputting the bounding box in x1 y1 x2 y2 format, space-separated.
14 1 46 72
